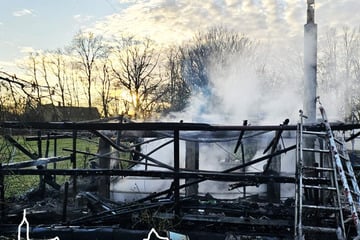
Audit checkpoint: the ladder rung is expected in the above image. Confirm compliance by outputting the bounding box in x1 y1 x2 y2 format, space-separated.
303 177 329 181
302 225 339 233
303 131 327 136
302 205 341 211
303 166 334 172
303 148 330 153
302 177 329 184
303 185 337 191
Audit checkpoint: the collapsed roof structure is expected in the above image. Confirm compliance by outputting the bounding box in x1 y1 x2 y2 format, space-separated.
1 108 360 239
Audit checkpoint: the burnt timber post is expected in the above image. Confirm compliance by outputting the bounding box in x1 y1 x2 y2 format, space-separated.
185 141 199 196
174 130 180 216
98 132 111 199
0 163 4 222
266 145 281 203
37 130 46 196
72 129 77 195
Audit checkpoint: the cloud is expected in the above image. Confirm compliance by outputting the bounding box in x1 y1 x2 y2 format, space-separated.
88 0 360 48
88 0 310 46
0 60 16 68
18 46 36 54
13 8 35 17
73 14 93 23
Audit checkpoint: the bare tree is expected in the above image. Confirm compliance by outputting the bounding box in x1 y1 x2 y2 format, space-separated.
0 72 27 120
24 53 43 105
161 47 190 113
318 26 360 121
47 49 71 107
98 60 114 117
178 27 258 116
111 39 163 119
180 27 256 93
72 31 107 108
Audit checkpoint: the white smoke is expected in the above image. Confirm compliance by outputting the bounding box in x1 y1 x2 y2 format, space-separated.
111 43 304 202
167 42 303 125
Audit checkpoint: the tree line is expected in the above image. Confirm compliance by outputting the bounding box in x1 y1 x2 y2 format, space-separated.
1 26 360 122
0 27 258 121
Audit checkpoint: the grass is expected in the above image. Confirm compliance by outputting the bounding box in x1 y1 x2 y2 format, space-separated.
0 132 100 199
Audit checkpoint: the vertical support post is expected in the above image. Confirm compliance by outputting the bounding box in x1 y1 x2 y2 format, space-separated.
53 135 57 181
0 163 4 223
37 130 45 195
174 129 180 216
62 181 69 223
98 134 111 199
185 141 199 196
116 120 122 169
266 145 281 203
72 129 77 195
37 130 42 158
45 132 50 158
241 144 246 198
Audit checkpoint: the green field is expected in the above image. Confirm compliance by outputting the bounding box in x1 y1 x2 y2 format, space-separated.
0 132 100 199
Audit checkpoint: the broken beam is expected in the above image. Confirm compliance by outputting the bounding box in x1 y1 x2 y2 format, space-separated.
0 168 296 183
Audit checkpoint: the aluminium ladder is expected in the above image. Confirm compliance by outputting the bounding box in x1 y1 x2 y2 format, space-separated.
295 106 360 239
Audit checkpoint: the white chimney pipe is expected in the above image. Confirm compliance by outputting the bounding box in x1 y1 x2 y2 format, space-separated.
303 0 317 123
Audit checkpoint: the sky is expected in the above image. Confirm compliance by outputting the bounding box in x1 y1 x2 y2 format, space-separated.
1 0 360 73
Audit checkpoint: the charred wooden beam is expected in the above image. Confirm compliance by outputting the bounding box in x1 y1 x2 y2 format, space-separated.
25 134 72 141
234 120 248 153
346 131 360 142
135 145 297 203
98 133 111 198
1 120 359 131
43 173 61 190
4 135 38 159
37 130 42 158
0 164 4 223
174 130 180 216
178 213 292 227
0 168 297 183
91 130 175 171
63 148 162 169
1 156 71 168
72 129 77 195
263 119 289 173
224 145 296 173
70 199 176 225
62 181 69 222
185 141 199 196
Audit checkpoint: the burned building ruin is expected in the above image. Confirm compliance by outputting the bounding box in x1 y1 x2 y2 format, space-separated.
2 1 360 240
1 108 360 240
